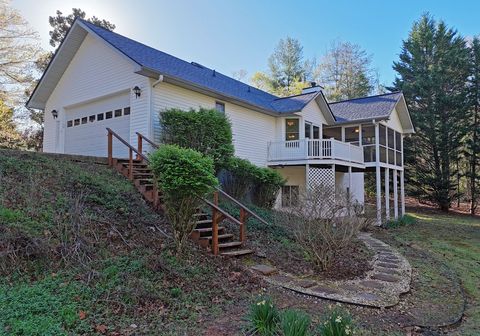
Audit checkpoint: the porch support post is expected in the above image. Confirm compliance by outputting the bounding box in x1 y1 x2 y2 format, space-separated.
375 122 382 225
385 167 390 221
348 165 352 215
393 169 399 219
400 170 405 216
305 164 310 192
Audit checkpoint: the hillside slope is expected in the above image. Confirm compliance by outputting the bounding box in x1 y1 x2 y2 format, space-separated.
0 150 254 335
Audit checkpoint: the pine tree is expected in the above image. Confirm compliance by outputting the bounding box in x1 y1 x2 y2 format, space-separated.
393 14 470 211
465 37 480 214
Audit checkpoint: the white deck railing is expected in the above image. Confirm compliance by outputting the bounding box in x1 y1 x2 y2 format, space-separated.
267 138 364 164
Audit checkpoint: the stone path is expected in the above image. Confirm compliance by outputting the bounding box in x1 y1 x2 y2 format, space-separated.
251 233 412 308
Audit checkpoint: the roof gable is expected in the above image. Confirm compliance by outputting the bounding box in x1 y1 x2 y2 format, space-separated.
328 92 414 133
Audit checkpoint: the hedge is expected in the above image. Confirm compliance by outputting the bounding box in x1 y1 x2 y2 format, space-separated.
159 108 234 171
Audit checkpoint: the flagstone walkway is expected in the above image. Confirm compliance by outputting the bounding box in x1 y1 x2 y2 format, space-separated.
251 233 412 308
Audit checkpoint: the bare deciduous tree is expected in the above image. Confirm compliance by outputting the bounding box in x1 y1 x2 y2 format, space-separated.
276 186 372 271
0 0 40 101
316 40 377 101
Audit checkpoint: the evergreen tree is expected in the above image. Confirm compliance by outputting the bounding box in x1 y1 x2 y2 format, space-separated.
393 14 470 211
251 37 312 96
465 37 480 214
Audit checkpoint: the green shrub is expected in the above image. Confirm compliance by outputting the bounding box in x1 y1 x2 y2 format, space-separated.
247 298 279 335
280 309 311 336
251 167 285 208
318 308 355 336
386 214 416 229
222 157 258 199
159 107 234 171
149 145 218 255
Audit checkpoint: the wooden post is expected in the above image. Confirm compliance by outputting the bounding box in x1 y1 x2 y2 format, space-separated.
239 208 246 243
385 168 390 221
400 170 405 216
393 169 399 219
152 181 159 209
128 148 133 181
107 130 113 166
375 122 382 226
137 133 143 161
211 192 219 255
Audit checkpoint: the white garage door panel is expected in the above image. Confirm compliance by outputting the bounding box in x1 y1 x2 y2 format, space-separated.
65 94 130 158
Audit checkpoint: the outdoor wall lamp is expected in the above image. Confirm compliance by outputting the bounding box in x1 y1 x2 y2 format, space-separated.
51 109 58 119
133 86 141 98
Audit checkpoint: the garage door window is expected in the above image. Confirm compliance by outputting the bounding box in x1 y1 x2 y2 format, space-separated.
74 119 80 126
114 109 122 117
106 111 113 119
67 120 73 127
97 113 104 121
89 115 95 122
124 107 130 115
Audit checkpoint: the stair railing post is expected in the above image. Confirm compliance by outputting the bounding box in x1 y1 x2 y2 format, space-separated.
211 191 219 255
137 133 143 161
128 148 133 181
107 130 113 166
239 208 246 243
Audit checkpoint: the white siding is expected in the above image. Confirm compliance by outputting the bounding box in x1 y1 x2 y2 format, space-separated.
384 107 403 133
152 82 276 166
299 99 328 126
44 33 151 154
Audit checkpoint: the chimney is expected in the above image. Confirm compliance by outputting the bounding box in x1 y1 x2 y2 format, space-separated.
301 81 323 94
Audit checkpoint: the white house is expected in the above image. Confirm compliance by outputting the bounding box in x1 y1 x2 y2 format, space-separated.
27 19 414 224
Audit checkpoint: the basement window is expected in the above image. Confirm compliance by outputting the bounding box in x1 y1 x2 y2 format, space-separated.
97 113 104 121
114 109 122 117
124 107 131 115
215 101 225 113
89 115 96 123
67 120 73 127
106 111 113 119
282 185 299 207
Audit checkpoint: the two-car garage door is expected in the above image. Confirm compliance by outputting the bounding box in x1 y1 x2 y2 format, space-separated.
64 94 130 158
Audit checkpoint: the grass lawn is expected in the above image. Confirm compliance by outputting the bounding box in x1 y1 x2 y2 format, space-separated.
376 210 480 335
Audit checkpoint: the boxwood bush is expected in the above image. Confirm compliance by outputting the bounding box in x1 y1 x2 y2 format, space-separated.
159 107 234 171
222 156 285 208
149 145 218 255
251 167 285 208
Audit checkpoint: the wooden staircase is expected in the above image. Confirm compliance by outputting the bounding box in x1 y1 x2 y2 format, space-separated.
106 128 267 257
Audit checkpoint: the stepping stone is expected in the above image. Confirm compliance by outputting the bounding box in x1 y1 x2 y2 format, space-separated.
376 267 402 276
358 280 384 289
341 284 361 291
371 273 401 282
251 264 277 276
310 285 340 295
378 257 400 263
270 274 293 283
357 292 381 302
294 279 317 288
377 262 400 269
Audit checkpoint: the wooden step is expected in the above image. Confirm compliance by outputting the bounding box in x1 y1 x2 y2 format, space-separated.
218 241 243 249
220 249 253 257
133 173 154 179
195 219 212 225
200 233 233 241
194 227 225 233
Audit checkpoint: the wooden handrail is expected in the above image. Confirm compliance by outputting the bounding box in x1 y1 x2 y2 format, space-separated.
201 197 243 227
215 187 270 226
107 128 150 162
136 132 159 149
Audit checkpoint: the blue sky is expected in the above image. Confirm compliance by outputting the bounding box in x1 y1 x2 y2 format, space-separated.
12 0 480 87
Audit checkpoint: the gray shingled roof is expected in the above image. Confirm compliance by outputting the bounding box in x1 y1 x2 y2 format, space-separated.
81 20 319 114
329 92 402 122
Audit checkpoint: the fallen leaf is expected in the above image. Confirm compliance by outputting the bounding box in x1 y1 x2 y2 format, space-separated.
78 311 86 320
95 325 108 334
